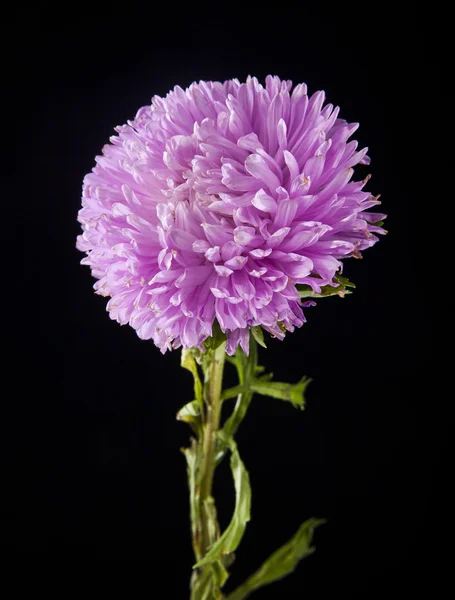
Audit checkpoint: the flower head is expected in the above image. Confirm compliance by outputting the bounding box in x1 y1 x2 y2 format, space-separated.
77 76 386 355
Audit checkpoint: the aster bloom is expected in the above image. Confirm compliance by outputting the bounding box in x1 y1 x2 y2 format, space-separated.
77 75 385 356
77 76 385 600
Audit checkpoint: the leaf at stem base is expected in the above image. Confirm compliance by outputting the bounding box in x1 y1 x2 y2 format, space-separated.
226 518 326 600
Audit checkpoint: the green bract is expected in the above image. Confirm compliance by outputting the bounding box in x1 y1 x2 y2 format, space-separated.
297 275 356 299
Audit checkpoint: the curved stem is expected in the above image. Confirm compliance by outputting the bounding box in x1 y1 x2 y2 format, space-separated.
216 338 257 466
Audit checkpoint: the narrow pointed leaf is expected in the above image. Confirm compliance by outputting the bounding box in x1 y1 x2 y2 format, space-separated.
182 439 203 561
177 400 202 435
203 319 227 351
256 372 273 383
337 275 355 289
181 349 203 409
296 275 355 299
250 376 311 409
251 325 267 348
297 284 351 298
221 385 248 401
213 560 230 590
194 438 251 568
226 518 326 600
202 496 229 587
277 321 287 333
219 337 258 463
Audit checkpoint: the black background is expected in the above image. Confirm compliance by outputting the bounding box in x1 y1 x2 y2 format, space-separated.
10 2 442 597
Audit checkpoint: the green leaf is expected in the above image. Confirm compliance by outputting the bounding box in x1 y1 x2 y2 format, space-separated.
297 285 350 298
256 372 273 383
182 439 203 562
177 400 202 435
250 376 311 409
245 334 259 382
181 349 203 409
194 438 251 568
202 497 229 588
250 326 267 349
296 275 355 299
226 518 326 600
221 385 248 402
213 560 230 590
190 567 216 600
337 275 356 289
203 320 227 351
218 336 259 462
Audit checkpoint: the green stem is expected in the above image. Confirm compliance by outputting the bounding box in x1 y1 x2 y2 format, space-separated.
216 338 257 466
184 332 317 600
188 337 259 599
221 385 248 401
200 341 226 552
190 342 227 600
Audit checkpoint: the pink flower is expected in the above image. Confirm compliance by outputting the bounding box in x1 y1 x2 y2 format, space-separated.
77 76 385 354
